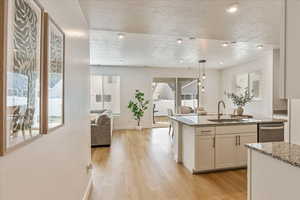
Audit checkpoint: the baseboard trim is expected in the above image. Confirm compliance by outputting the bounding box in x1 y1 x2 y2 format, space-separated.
82 176 93 200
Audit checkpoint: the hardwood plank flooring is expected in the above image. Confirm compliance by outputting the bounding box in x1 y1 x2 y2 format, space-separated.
91 128 247 200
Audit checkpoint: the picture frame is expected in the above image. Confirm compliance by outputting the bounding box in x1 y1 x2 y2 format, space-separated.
249 71 262 100
43 12 65 133
2 0 44 154
235 71 262 101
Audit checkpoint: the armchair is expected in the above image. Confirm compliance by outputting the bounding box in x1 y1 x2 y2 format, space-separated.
91 112 112 147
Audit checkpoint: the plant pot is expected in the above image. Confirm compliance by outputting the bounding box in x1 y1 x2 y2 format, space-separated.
136 126 143 131
236 106 244 116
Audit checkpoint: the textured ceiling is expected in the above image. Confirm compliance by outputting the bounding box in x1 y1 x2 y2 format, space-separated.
79 0 282 45
90 30 274 69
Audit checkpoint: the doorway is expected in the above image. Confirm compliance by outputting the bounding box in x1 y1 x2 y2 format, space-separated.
152 78 176 128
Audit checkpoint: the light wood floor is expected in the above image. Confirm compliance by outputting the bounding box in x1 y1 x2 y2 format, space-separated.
153 116 170 128
91 128 247 200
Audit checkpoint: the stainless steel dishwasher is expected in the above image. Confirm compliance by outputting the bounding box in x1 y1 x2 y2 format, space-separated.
258 123 285 142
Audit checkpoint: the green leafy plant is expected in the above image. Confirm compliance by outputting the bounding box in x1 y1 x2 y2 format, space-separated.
128 90 149 127
226 88 254 107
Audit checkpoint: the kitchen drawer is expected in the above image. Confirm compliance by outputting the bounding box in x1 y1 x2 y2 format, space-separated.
216 125 257 135
195 127 215 136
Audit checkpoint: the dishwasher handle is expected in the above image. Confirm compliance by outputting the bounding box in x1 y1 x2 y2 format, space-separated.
260 126 284 130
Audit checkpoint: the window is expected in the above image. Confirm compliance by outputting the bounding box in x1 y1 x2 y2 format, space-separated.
152 77 200 117
177 78 199 110
90 75 120 114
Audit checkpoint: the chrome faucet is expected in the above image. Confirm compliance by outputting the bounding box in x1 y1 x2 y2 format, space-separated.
218 100 226 120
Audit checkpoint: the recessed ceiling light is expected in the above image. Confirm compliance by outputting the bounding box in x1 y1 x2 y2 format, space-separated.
177 38 183 44
226 3 239 13
118 33 125 39
257 44 264 49
179 59 184 63
220 61 224 65
222 42 229 47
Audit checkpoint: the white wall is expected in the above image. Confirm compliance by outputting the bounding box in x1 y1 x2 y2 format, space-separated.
0 1 90 200
221 51 273 117
91 66 221 130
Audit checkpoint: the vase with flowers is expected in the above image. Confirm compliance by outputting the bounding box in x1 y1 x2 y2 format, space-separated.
226 89 254 116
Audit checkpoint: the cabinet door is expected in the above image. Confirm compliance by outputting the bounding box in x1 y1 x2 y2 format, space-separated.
237 133 257 166
284 0 300 98
215 134 238 169
195 135 214 171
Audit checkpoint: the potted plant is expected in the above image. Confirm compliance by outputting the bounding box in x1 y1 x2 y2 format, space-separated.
128 90 149 130
226 89 254 116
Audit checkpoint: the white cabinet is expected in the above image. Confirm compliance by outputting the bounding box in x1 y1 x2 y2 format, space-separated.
237 133 257 166
181 124 257 173
216 125 257 135
215 134 238 169
215 125 257 169
195 135 215 171
281 0 300 98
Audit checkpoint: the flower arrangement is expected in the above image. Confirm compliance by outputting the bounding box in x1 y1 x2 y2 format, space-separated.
226 89 254 107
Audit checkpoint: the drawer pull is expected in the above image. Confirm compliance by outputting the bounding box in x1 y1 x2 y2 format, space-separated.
201 130 212 133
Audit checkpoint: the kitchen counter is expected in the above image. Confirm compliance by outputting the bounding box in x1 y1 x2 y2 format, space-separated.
246 142 300 168
169 114 287 174
247 141 300 200
170 114 286 127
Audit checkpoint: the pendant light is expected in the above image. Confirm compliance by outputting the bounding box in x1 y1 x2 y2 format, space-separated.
198 59 207 93
198 60 202 86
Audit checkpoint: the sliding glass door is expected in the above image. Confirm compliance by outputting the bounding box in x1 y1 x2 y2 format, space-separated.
152 78 176 124
176 78 199 113
152 77 199 119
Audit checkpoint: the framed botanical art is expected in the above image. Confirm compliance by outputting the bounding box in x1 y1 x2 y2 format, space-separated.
235 71 262 102
4 0 44 151
43 13 65 132
249 71 262 100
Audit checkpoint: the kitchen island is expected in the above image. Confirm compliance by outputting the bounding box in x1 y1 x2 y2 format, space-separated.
170 115 285 174
246 142 300 200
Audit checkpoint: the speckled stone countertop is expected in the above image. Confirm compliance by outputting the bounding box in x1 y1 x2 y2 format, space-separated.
170 114 286 127
246 142 300 168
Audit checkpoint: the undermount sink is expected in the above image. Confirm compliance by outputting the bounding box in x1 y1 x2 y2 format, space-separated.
208 118 244 123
